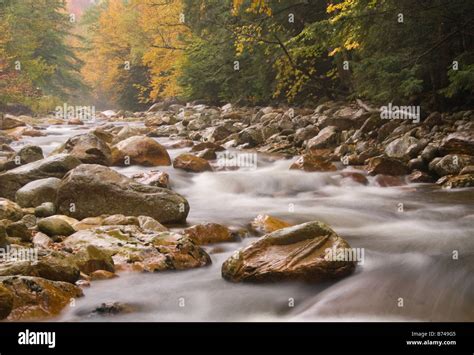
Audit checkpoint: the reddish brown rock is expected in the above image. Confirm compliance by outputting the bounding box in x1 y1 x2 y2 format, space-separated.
111 136 171 166
290 154 337 172
173 153 213 172
366 156 409 176
183 223 234 245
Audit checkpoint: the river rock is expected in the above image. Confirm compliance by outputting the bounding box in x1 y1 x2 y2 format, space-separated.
72 245 114 275
131 170 169 188
5 221 31 242
0 154 81 200
441 174 474 189
51 133 112 166
111 135 171 166
0 198 23 221
431 154 474 176
250 214 292 234
439 131 474 155
385 135 420 159
0 284 13 319
0 276 82 320
15 177 61 208
190 142 225 152
222 221 356 282
38 215 77 237
35 202 56 218
0 115 26 130
202 126 231 142
173 153 212 172
290 154 337 172
56 164 189 223
63 225 211 272
366 156 409 176
307 126 339 151
183 223 234 245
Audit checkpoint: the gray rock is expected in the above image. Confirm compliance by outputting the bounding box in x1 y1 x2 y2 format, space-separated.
15 177 61 208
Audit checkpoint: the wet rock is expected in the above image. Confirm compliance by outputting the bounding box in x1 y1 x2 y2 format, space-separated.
290 154 337 172
439 131 474 155
222 221 356 283
237 125 265 147
131 170 169 188
90 270 117 280
72 245 114 275
340 171 369 185
366 156 409 176
35 202 57 218
0 198 23 221
250 214 292 234
431 154 474 176
0 276 82 320
0 250 80 283
440 174 474 189
92 301 136 316
111 136 171 166
420 143 439 163
196 148 217 160
51 133 112 166
307 126 339 151
173 153 212 173
56 164 189 223
15 177 61 208
0 154 81 200
38 215 76 237
190 142 225 152
408 170 434 183
0 115 26 130
183 223 234 245
63 225 211 272
0 284 13 319
373 174 405 187
460 165 474 175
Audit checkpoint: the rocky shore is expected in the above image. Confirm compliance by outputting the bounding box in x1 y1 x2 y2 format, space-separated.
0 100 473 320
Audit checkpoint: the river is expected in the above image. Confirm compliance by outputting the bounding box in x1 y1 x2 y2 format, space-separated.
13 120 474 322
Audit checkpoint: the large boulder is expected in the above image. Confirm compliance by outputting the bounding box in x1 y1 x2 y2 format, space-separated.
15 177 61 208
385 135 420 160
56 164 189 223
111 135 171 166
51 133 112 166
0 154 81 200
430 154 474 176
0 276 82 320
63 225 211 272
222 221 356 282
1 145 44 171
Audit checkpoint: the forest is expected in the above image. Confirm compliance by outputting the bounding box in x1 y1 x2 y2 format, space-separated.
1 0 473 113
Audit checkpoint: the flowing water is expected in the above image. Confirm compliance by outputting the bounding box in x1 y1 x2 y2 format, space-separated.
14 121 474 322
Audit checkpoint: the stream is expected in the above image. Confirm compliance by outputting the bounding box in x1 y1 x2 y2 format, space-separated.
13 121 474 322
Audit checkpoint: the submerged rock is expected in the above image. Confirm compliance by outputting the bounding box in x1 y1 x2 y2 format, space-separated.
222 221 356 282
56 164 189 223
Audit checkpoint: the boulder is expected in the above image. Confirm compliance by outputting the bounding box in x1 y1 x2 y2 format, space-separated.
35 202 56 218
131 171 169 188
72 245 114 275
190 142 225 152
51 133 112 166
307 126 339 151
38 215 76 237
366 156 409 176
439 131 474 155
222 221 356 282
15 177 61 208
0 154 81 200
384 135 420 159
5 221 31 241
2 145 44 171
173 153 213 173
56 164 189 223
290 154 337 172
441 174 474 189
0 284 13 319
63 225 211 272
0 115 26 130
430 154 474 176
0 198 23 221
111 136 171 166
0 276 82 320
202 126 231 142
183 223 234 245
